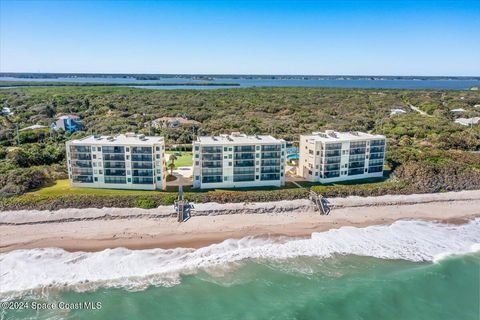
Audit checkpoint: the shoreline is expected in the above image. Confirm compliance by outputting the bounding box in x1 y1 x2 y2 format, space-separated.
1 190 479 253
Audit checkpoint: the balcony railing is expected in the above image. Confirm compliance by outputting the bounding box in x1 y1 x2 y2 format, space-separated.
325 156 341 164
325 143 342 150
234 153 255 160
233 175 255 182
324 150 341 157
261 152 281 159
103 154 125 161
348 161 365 169
202 176 222 183
234 168 255 175
131 155 152 162
350 148 366 155
202 154 222 161
104 176 127 184
260 173 280 181
324 171 340 178
261 160 280 166
132 169 154 177
131 147 152 154
202 147 222 154
324 164 340 171
371 140 385 146
348 168 364 176
132 177 154 184
234 160 255 167
369 159 384 166
370 146 385 153
72 169 93 175
70 146 90 153
102 146 125 154
103 161 126 169
202 168 223 176
261 168 280 174
235 146 255 152
202 161 223 168
261 145 281 152
72 176 93 183
132 162 153 169
368 165 383 173
71 160 93 168
70 153 92 160
104 169 126 176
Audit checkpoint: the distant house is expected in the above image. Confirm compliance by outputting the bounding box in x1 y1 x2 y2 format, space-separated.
455 117 480 126
19 124 48 132
450 108 465 113
150 117 200 129
51 114 82 133
390 108 406 116
1 107 13 116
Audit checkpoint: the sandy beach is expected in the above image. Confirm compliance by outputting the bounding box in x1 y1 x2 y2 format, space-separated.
1 190 479 253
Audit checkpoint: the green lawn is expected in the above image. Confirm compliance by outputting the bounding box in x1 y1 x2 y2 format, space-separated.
30 180 159 196
166 151 193 168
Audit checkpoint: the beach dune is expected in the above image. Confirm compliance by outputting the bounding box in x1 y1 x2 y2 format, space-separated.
1 190 479 253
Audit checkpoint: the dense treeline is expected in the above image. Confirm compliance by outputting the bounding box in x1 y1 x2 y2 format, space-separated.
0 86 479 197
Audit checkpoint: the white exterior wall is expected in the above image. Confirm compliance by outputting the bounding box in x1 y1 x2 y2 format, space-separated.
298 132 386 183
192 135 286 189
66 135 166 190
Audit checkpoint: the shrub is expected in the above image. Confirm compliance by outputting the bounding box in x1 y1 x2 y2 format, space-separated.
135 198 157 209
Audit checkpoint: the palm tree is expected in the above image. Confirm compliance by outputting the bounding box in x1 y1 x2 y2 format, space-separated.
168 154 177 175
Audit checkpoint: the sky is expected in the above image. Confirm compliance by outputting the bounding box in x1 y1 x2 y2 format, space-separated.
0 0 479 76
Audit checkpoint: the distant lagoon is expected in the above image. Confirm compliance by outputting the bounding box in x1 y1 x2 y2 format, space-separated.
0 76 479 90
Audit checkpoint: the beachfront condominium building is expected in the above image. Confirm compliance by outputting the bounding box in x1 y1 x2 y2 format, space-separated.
192 132 286 189
66 133 166 190
298 130 386 183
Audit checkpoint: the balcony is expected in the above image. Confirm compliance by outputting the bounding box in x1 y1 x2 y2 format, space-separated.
131 147 152 154
131 154 152 162
202 161 223 168
234 153 255 160
324 150 341 157
261 167 280 174
72 176 93 183
234 160 255 167
348 161 365 169
370 146 385 154
71 160 93 168
234 168 255 175
103 154 125 161
261 173 280 181
202 176 222 183
261 145 281 152
202 154 222 161
261 152 281 159
325 143 342 150
72 168 93 175
132 169 154 177
103 161 126 169
102 146 125 154
70 153 92 161
104 176 127 184
325 156 341 164
369 159 384 166
70 146 90 153
324 164 340 171
104 169 126 176
202 147 222 154
233 175 255 182
235 146 255 152
132 177 154 184
348 168 364 176
324 171 340 178
368 165 383 173
132 162 153 169
350 147 366 155
202 168 223 176
371 140 385 147
369 153 384 160
261 160 280 166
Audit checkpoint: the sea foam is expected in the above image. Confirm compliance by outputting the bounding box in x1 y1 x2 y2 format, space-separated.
1 219 479 298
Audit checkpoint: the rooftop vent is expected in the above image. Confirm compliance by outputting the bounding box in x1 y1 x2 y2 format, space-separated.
326 130 337 138
125 132 136 137
227 136 234 141
212 136 218 141
231 132 241 137
93 134 101 140
107 136 115 141
349 131 359 136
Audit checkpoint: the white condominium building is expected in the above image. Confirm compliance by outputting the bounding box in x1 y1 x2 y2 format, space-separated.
298 130 386 183
192 132 286 189
66 133 166 190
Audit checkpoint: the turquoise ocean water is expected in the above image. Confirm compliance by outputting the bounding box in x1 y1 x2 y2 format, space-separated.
1 220 479 320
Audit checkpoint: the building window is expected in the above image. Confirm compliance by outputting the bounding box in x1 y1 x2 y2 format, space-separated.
195 161 199 165
127 178 131 182
256 154 260 158
126 155 130 160
228 162 232 166
256 168 259 172
365 168 368 172
126 147 130 152
93 162 97 167
224 155 227 159
224 176 228 181
195 176 200 180
156 169 161 174
99 170 103 174
229 147 232 151
98 147 101 152
316 151 320 155
256 161 259 165
195 146 199 151
155 146 160 151
256 175 259 179
256 146 260 150
157 176 161 181
229 154 232 159
224 147 228 151
127 170 131 175
156 154 160 159
195 154 199 158
94 177 98 182
93 154 96 159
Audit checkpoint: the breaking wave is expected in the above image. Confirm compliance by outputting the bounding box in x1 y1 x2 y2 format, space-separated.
1 219 479 299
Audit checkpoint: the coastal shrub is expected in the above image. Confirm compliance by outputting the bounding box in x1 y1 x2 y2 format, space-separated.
135 198 157 209
310 180 408 198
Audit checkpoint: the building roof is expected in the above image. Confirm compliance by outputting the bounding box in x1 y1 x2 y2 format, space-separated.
57 114 81 120
454 117 480 126
303 130 385 142
195 132 284 145
69 133 164 145
19 124 48 131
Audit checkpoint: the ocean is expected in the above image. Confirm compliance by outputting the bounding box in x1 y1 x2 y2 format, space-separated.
1 219 479 319
1 76 479 90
